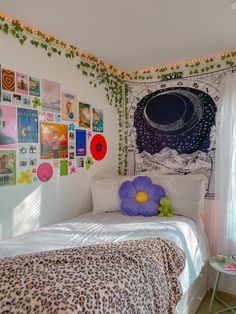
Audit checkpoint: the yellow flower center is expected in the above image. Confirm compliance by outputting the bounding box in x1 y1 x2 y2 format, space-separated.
136 191 148 203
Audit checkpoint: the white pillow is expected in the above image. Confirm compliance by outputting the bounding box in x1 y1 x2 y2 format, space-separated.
90 173 207 223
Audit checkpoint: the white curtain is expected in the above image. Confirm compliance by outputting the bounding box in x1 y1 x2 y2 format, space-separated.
214 71 236 257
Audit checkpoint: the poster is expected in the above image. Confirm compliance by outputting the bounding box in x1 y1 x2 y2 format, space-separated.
17 108 38 143
0 150 16 186
62 92 77 121
76 129 86 156
79 102 91 128
0 104 17 148
16 72 28 94
29 76 40 97
42 79 60 112
2 68 15 92
41 122 68 159
92 108 103 132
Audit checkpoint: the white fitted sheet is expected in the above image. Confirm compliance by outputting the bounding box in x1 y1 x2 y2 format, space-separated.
0 212 209 294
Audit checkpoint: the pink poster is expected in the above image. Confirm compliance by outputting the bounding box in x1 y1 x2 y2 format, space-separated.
0 104 17 148
16 72 28 95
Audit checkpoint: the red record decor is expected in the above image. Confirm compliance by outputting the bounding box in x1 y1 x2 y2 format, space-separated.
90 134 107 161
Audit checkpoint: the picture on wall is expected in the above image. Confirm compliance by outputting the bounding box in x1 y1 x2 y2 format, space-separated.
41 122 68 159
76 129 86 156
79 102 91 128
92 108 103 132
2 68 15 92
29 76 40 97
2 91 12 103
0 150 16 186
17 108 38 143
16 72 28 94
42 79 60 112
0 104 17 148
62 92 77 122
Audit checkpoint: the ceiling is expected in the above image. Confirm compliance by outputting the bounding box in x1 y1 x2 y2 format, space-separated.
0 0 236 72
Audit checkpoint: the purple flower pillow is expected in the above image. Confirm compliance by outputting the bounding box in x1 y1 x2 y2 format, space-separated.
119 176 166 217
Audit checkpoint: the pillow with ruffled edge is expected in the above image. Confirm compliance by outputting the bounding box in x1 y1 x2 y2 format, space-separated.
119 176 166 216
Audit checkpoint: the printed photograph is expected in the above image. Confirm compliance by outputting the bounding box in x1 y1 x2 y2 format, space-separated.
0 150 16 186
13 94 22 105
42 79 61 112
29 76 40 97
62 92 77 122
17 108 38 143
79 102 91 128
76 129 86 156
2 91 12 103
69 152 75 159
92 108 103 132
16 72 28 94
76 157 84 168
21 96 31 107
41 122 68 159
0 104 17 149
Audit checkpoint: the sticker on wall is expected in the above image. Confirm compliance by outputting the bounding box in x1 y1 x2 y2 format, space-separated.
60 159 68 176
2 68 15 92
29 76 40 97
0 104 17 148
76 157 84 168
53 160 60 168
68 123 75 132
76 129 86 156
2 91 12 103
90 134 107 161
92 108 103 133
85 156 93 170
32 97 42 109
79 102 91 128
17 108 38 143
16 72 28 95
13 94 22 105
0 150 16 186
21 96 31 107
69 161 76 175
46 112 54 122
62 92 77 122
40 122 68 159
54 113 61 123
18 169 33 185
87 130 92 140
39 111 47 121
37 162 53 182
42 79 60 113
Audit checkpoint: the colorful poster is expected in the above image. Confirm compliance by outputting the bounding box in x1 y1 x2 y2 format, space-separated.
0 150 16 186
62 92 77 121
40 122 68 159
17 108 38 143
29 76 40 97
92 108 103 132
2 69 15 92
16 72 28 94
60 160 68 176
76 129 86 156
0 104 17 148
79 102 91 128
42 79 60 112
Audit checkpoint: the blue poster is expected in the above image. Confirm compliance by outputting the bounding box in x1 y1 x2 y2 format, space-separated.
17 108 38 143
76 129 86 156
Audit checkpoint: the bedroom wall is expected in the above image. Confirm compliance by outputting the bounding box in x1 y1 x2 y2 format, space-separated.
0 33 119 241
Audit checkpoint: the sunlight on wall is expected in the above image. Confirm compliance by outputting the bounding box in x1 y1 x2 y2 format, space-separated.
13 186 42 237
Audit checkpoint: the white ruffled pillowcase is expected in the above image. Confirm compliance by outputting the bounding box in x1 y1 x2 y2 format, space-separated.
90 173 207 224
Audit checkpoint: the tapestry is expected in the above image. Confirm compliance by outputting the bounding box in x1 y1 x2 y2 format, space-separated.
126 71 229 197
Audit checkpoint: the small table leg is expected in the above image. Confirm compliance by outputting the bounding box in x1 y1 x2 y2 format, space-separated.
209 271 221 313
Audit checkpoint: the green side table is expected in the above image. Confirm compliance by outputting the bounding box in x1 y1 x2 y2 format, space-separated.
209 256 236 314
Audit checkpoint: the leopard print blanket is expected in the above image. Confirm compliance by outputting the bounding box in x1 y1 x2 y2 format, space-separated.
0 237 185 314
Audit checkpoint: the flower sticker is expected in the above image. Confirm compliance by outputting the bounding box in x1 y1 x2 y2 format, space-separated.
69 165 76 175
119 176 166 217
32 97 42 109
85 156 94 170
68 123 75 132
87 130 92 139
18 169 33 184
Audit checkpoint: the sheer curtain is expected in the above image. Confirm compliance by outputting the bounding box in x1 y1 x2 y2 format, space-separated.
214 71 236 258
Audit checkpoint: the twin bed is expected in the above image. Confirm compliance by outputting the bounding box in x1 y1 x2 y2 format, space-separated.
0 174 210 313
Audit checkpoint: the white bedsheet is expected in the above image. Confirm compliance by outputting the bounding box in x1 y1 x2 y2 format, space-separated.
0 212 209 294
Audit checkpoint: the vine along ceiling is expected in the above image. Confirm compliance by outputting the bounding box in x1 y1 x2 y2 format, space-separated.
0 0 236 72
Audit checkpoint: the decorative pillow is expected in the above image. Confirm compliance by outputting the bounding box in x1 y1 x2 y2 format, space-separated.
119 176 165 216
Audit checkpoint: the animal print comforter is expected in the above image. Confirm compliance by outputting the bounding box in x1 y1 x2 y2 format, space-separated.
0 237 185 314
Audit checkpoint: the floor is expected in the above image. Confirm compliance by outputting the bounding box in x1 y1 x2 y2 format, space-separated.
196 290 236 314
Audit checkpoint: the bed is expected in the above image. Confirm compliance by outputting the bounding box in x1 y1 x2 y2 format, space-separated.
0 211 209 313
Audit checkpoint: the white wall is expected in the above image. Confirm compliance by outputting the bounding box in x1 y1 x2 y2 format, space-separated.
0 33 119 240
